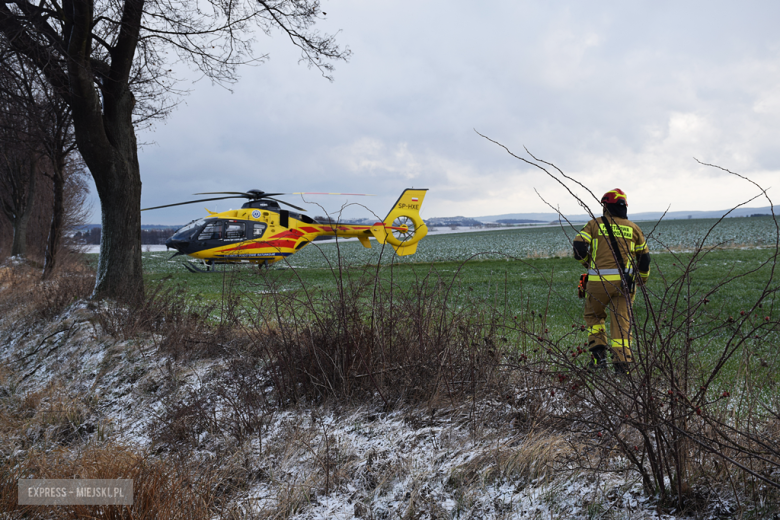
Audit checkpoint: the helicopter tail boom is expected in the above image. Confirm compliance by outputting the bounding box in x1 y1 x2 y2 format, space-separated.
370 189 429 256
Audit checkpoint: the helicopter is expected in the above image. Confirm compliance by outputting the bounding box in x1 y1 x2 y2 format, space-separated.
142 188 429 272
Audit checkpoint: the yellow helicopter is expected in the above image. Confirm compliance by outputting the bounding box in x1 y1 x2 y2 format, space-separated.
142 189 429 272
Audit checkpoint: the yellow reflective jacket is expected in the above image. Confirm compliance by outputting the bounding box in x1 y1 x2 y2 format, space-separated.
573 213 650 281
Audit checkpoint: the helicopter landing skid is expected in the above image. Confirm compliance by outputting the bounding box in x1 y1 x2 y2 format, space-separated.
182 261 222 274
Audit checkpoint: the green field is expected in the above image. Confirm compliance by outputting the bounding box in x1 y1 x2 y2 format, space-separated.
87 217 780 380
135 216 779 313
125 215 779 361
138 214 780 273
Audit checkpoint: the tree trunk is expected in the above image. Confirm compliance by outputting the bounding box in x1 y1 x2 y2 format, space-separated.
68 86 144 302
10 215 28 257
9 165 35 258
73 86 144 302
65 0 145 304
92 154 143 303
42 164 64 279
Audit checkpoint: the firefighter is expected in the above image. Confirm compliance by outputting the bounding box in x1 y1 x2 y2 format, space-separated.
573 189 651 373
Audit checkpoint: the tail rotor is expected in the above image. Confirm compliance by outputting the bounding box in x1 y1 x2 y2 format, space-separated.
392 216 417 243
370 189 429 255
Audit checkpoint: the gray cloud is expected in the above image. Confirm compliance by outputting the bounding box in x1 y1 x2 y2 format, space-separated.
117 0 780 226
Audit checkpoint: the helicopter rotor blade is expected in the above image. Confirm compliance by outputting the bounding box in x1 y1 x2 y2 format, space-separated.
193 191 287 198
292 192 375 196
144 190 363 212
266 197 307 212
193 191 250 195
141 195 246 211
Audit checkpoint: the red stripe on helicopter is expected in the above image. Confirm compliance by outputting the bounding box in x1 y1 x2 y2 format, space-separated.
267 229 305 239
307 225 373 232
371 222 406 230
338 225 369 231
221 240 297 252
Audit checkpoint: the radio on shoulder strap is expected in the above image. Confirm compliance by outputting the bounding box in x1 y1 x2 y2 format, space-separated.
578 273 588 298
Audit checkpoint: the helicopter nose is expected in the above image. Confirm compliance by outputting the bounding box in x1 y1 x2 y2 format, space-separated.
166 236 190 254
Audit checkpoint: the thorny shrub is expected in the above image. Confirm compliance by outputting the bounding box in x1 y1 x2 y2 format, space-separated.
482 140 780 514
150 260 518 458
96 279 248 360
244 260 513 406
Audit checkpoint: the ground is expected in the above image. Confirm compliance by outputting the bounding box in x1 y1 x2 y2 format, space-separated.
1 288 744 518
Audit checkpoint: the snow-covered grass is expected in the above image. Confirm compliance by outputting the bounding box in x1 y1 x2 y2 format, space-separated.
0 304 746 519
0 298 695 519
226 406 690 520
1 259 779 519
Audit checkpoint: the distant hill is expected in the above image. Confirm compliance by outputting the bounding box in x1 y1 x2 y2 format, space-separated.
426 216 485 227
496 218 546 224
474 206 776 224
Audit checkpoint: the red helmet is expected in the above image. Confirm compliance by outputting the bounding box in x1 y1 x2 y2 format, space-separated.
601 188 628 207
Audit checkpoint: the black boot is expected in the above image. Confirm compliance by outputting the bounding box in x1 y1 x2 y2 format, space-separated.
613 362 631 376
589 345 608 370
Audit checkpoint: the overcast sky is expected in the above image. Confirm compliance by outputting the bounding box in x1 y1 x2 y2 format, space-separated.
114 0 780 226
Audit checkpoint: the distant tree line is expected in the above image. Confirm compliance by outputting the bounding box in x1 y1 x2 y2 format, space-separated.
73 228 178 246
0 46 89 276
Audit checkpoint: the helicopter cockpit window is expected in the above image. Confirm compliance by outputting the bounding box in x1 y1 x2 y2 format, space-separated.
224 222 245 240
252 223 267 238
173 218 206 239
198 222 222 241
